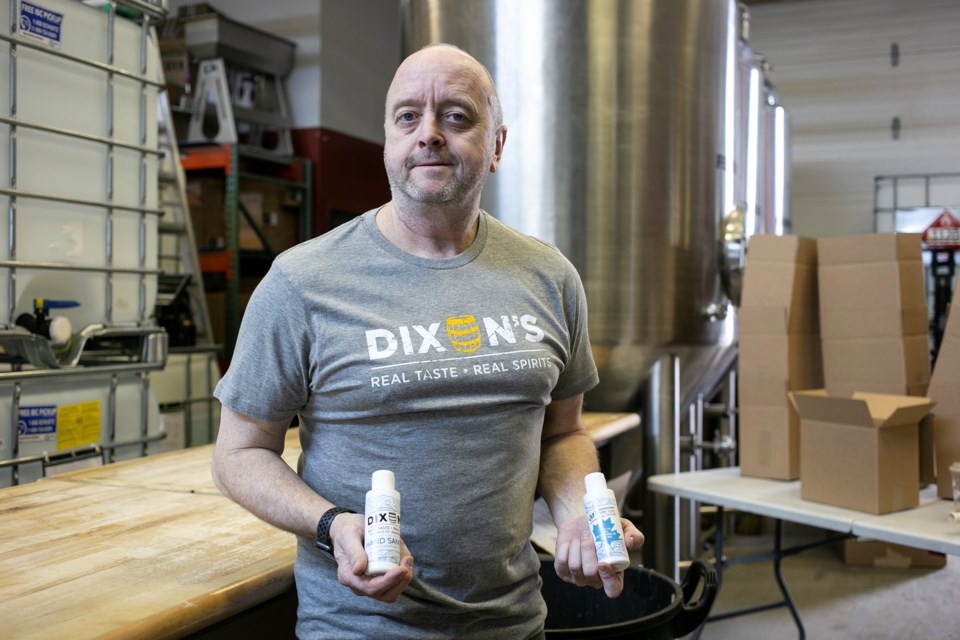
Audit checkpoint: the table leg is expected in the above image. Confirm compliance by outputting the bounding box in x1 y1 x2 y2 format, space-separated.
696 512 849 639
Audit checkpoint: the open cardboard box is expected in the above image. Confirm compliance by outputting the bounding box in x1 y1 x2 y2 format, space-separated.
790 390 934 514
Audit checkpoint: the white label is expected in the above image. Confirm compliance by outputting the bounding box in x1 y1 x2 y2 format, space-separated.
584 493 628 563
365 493 401 569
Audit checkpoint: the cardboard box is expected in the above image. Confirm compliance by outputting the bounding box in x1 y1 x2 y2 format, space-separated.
238 189 301 252
739 235 820 480
791 390 934 514
739 405 800 480
820 335 931 397
816 233 930 398
836 539 947 569
187 176 226 248
929 302 960 498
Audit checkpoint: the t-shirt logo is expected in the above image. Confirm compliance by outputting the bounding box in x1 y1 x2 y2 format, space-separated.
365 313 545 361
445 315 481 353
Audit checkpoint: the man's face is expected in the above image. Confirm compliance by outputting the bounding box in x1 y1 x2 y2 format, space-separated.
383 48 503 208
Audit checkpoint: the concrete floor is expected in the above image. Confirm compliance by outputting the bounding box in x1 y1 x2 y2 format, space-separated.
680 521 960 640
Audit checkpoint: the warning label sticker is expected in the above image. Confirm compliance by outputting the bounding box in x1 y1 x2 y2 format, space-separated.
57 401 101 450
18 1 64 49
18 401 101 450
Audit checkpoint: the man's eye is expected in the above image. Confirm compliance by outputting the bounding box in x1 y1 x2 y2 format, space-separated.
447 112 466 122
398 112 417 123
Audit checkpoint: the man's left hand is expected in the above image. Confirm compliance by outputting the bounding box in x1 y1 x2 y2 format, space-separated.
553 515 644 598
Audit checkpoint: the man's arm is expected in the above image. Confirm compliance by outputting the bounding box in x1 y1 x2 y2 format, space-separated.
538 394 644 598
211 406 413 602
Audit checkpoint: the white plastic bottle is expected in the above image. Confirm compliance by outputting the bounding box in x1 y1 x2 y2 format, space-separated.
583 472 631 571
364 469 402 575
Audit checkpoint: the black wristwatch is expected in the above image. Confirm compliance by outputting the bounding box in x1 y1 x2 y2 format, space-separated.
315 506 356 556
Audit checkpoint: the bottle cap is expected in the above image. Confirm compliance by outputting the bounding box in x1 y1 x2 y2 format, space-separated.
48 316 72 345
584 472 608 494
372 469 395 492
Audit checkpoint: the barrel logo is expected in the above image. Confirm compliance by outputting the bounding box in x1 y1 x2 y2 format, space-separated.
445 315 481 353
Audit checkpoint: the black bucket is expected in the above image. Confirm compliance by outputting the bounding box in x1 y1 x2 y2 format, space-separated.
540 559 717 639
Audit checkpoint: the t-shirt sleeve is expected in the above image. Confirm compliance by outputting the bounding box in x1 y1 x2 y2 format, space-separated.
214 264 313 423
550 262 599 400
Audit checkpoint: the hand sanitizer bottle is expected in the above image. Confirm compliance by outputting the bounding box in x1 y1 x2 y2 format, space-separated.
365 470 401 575
583 472 630 571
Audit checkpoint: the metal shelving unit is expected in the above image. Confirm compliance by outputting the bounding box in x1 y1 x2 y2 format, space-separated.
181 143 312 359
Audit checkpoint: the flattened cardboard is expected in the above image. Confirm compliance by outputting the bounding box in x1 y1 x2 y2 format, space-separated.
740 333 822 393
817 233 930 400
836 539 947 569
739 234 821 482
791 390 934 514
745 234 817 265
817 233 922 265
740 405 800 480
819 306 929 340
821 335 931 395
818 261 926 313
929 302 960 498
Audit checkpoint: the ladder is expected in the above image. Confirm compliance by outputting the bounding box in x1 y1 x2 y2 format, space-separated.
157 89 215 348
155 83 221 448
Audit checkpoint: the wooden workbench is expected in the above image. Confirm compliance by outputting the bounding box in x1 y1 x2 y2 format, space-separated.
0 412 639 639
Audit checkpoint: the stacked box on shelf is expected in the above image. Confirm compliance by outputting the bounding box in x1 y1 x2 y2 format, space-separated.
816 233 931 397
928 300 960 499
738 235 821 480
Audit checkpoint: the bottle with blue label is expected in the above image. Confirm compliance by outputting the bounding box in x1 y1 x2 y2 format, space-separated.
583 472 630 572
365 470 401 575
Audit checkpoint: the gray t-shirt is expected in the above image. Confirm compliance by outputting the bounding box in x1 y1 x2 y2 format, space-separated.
215 208 599 640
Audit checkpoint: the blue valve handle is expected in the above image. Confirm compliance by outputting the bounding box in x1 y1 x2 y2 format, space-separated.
33 298 81 316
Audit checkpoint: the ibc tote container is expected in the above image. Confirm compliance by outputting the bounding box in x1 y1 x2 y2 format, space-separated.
0 0 166 487
0 0 161 329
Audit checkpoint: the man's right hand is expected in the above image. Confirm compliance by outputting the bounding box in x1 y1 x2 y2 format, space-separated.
330 512 415 603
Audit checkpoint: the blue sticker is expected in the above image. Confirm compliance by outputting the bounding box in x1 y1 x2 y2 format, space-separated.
19 404 57 440
18 1 64 49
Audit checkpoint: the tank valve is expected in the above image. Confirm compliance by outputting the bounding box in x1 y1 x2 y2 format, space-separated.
15 298 79 346
703 302 729 322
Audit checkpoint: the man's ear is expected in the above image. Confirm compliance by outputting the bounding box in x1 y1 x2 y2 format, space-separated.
489 126 507 173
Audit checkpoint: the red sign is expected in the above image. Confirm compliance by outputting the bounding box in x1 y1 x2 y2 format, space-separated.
922 209 960 249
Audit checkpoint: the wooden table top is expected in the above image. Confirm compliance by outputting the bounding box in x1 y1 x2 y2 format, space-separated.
0 412 639 639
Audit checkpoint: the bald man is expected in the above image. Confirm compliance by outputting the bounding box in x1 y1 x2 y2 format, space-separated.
212 44 643 640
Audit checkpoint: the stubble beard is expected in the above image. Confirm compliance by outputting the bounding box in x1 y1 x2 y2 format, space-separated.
387 153 491 209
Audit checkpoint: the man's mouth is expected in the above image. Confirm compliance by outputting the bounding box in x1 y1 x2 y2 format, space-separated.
407 156 455 169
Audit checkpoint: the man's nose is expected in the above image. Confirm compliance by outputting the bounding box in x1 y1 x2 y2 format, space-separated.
418 117 444 148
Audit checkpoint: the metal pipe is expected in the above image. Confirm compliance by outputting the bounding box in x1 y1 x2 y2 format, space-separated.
0 187 162 215
0 259 161 275
642 353 681 578
0 33 164 88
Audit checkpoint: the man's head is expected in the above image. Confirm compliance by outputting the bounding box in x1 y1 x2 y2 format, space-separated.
383 44 506 211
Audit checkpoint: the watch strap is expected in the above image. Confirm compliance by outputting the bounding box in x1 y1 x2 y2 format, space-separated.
315 506 356 554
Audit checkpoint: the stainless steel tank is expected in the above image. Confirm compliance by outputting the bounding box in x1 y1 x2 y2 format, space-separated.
761 68 791 235
737 3 791 237
401 0 742 573
401 0 739 411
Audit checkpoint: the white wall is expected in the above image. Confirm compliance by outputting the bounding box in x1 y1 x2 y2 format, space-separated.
166 0 321 128
748 0 960 238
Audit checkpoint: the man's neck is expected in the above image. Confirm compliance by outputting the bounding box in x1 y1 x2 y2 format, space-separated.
376 200 481 259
